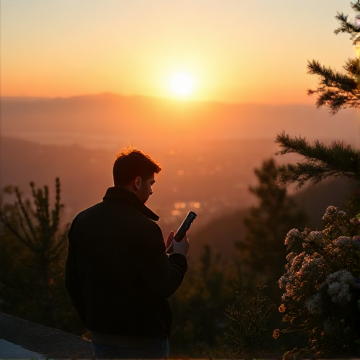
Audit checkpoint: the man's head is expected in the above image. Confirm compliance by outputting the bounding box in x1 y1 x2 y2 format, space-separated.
113 148 162 203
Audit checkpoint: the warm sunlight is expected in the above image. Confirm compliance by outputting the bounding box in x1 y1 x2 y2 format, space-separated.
170 72 195 98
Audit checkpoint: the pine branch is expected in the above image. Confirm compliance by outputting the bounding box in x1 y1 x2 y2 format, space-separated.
312 90 356 114
15 187 39 244
343 58 360 76
276 132 358 165
32 183 52 245
49 230 68 262
334 12 358 35
351 1 360 13
278 162 341 187
276 132 360 187
307 3 360 114
0 212 38 252
307 60 357 92
51 178 63 235
307 59 360 113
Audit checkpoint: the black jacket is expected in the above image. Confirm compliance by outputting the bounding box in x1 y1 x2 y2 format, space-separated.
65 187 187 337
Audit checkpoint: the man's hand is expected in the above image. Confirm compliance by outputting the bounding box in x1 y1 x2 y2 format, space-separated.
165 231 189 256
172 234 189 256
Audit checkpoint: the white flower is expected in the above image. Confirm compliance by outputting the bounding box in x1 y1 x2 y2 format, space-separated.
332 284 351 304
324 270 354 304
305 256 324 269
322 206 338 221
281 284 295 302
278 275 288 289
285 229 301 246
287 228 300 237
307 231 324 242
306 293 323 314
327 282 341 296
286 252 296 263
289 252 306 273
325 270 355 285
333 236 352 246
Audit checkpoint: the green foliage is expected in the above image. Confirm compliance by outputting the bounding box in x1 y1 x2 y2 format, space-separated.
276 132 360 187
236 158 307 300
278 206 360 356
0 178 83 333
224 284 277 360
308 1 360 114
307 59 360 114
275 132 360 216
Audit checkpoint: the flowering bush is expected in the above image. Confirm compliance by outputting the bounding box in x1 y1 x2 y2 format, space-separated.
278 206 360 355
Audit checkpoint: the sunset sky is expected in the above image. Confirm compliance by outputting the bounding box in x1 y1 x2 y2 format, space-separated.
1 0 355 104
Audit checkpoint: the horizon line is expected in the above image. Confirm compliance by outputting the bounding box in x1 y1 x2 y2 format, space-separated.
0 91 315 107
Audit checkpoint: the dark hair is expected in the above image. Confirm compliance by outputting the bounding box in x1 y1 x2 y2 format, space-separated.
113 148 161 186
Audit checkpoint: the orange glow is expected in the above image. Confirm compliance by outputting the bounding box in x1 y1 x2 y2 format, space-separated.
169 72 195 98
1 1 354 104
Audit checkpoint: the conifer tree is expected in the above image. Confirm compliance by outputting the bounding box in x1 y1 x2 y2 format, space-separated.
236 159 307 299
276 1 360 212
0 178 82 332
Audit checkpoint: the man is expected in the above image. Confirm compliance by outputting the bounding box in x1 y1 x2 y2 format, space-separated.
65 148 189 359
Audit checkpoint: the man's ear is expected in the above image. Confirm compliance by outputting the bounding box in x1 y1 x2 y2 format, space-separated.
134 176 142 190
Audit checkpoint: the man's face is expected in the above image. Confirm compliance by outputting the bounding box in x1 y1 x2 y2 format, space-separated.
135 174 155 204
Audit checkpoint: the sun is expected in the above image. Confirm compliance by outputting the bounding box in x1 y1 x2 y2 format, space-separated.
170 72 195 97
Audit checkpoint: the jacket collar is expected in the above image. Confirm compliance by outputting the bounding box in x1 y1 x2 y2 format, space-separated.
103 186 159 221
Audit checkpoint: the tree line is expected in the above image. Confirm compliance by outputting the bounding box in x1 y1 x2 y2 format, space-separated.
1 152 359 358
0 159 311 358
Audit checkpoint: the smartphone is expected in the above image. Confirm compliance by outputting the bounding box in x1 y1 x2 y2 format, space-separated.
174 211 197 242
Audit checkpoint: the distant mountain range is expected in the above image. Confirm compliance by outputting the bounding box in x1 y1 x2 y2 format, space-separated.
190 177 351 261
1 136 352 262
2 93 358 149
1 93 357 261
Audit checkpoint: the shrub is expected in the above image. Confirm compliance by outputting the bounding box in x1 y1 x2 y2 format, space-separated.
278 206 360 356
